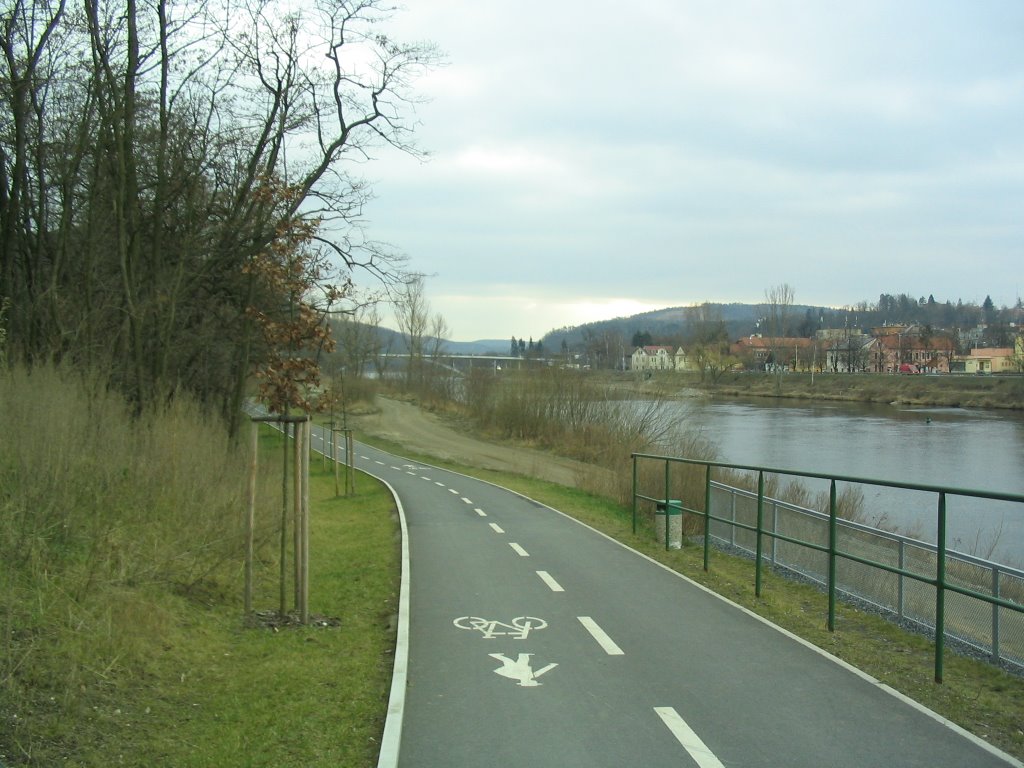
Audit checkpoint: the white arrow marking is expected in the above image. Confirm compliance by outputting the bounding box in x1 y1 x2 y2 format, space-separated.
536 571 564 592
578 616 624 655
489 653 557 687
654 707 725 768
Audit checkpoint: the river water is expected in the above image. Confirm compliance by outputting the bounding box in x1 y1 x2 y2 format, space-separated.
666 396 1024 565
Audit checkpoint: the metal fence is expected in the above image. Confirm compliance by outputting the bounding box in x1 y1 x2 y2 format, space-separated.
631 453 1024 682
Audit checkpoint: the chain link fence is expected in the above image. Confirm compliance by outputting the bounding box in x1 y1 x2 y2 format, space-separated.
709 481 1024 671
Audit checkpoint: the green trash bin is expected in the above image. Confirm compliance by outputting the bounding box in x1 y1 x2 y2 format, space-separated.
655 499 682 549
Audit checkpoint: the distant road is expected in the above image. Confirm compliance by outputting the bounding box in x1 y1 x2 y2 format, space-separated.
316 432 1022 768
350 397 603 487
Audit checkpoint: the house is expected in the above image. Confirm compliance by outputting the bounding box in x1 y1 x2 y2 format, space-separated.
730 336 816 371
960 348 1017 374
826 336 876 373
871 333 955 374
630 346 677 372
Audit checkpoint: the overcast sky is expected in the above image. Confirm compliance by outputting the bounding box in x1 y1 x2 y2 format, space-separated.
361 1 1024 341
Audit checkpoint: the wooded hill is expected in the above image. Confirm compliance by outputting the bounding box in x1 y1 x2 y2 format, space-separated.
540 294 1021 362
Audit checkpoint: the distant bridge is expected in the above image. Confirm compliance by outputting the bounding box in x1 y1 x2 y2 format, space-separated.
382 353 552 374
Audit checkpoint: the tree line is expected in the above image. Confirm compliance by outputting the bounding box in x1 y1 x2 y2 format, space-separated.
544 292 1022 370
0 0 438 434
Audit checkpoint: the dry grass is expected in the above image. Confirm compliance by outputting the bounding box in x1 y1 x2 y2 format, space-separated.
0 365 279 763
677 369 1024 410
457 368 720 507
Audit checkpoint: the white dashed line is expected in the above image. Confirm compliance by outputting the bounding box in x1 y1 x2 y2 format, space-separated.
375 460 385 466
578 616 624 655
475 509 487 517
448 488 460 495
434 481 445 487
536 571 564 592
509 543 529 557
654 708 725 768
461 497 473 504
489 523 505 534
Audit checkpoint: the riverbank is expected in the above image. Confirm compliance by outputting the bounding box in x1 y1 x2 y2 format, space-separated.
639 370 1024 410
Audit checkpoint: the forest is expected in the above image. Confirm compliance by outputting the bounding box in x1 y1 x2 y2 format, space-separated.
0 0 437 434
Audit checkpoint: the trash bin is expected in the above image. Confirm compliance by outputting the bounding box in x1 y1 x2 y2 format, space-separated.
655 499 682 549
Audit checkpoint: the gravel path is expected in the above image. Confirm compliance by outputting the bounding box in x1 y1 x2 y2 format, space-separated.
351 397 595 488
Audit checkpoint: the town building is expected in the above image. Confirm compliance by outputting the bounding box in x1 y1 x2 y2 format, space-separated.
630 346 680 371
961 347 1018 374
730 336 816 372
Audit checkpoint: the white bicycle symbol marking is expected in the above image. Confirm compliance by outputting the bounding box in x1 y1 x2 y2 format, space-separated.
452 616 548 639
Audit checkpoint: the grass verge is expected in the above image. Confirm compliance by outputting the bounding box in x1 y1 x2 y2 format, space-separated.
2 421 399 767
116 445 400 768
355 430 1024 762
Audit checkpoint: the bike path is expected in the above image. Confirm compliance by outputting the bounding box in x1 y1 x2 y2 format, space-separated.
311 431 1020 768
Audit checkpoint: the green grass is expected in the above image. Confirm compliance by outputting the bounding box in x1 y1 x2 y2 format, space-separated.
0 365 400 767
3 452 398 767
355 430 1024 762
6 363 1021 764
109 456 400 768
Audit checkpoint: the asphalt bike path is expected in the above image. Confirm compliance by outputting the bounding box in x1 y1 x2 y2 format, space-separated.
306 426 1021 768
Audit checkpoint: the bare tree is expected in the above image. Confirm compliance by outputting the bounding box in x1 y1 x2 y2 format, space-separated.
332 303 385 381
426 312 453 400
394 275 431 392
685 302 731 383
0 0 440 433
764 283 795 392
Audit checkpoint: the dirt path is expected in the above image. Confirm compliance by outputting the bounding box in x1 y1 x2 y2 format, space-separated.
350 398 594 487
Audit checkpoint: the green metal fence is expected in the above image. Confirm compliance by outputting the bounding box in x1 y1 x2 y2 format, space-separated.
631 452 1024 683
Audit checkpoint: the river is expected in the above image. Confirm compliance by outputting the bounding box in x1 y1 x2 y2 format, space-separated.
667 396 1024 565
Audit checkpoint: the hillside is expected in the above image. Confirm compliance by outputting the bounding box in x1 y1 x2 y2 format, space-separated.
330 294 1021 365
541 296 1020 353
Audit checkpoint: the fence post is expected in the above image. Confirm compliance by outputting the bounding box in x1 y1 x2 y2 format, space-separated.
703 465 712 572
632 456 638 535
664 459 671 552
300 418 310 625
346 430 355 495
770 500 778 566
245 420 258 615
293 421 303 609
333 427 340 497
755 471 765 597
828 480 837 632
729 491 737 547
935 491 947 684
280 422 290 619
992 566 1001 664
897 540 906 621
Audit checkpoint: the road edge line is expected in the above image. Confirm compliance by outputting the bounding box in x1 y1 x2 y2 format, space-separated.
372 474 410 768
360 444 1023 768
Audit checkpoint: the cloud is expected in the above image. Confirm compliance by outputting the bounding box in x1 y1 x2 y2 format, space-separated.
363 0 1024 340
